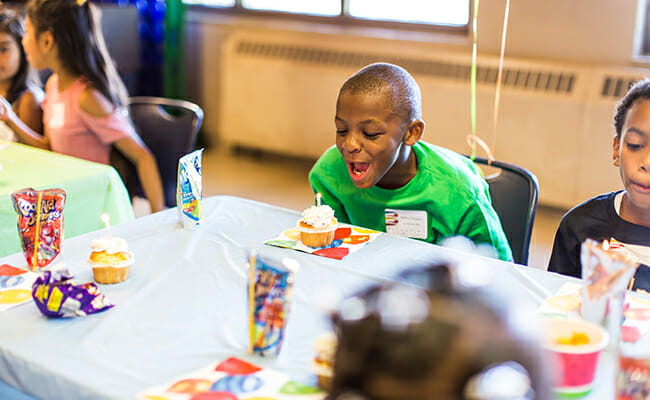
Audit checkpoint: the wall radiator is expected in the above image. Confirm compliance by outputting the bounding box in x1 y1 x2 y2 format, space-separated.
215 29 649 209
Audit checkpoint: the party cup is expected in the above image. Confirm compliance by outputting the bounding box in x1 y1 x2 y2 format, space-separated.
543 318 609 396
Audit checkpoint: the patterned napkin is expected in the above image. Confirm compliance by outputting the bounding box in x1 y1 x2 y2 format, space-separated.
137 357 323 400
265 224 382 260
0 264 38 312
538 282 650 343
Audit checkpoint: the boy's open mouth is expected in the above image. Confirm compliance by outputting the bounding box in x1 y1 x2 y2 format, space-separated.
349 162 370 179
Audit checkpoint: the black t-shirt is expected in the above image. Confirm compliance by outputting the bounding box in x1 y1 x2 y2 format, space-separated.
548 191 650 291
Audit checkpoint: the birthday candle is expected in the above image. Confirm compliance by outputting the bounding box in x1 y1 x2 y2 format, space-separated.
100 213 111 238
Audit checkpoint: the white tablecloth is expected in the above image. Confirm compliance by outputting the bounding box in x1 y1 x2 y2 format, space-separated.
0 196 617 399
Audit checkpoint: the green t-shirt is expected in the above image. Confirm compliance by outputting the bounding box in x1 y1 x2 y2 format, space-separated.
309 142 512 261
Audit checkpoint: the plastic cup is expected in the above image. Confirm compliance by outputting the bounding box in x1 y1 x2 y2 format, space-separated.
543 318 609 396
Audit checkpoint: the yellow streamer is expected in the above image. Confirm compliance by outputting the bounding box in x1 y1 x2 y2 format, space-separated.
491 0 511 158
467 0 511 164
32 191 43 270
469 0 479 159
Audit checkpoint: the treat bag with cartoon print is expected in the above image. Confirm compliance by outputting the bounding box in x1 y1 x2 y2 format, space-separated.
247 252 298 356
11 188 66 270
176 149 204 229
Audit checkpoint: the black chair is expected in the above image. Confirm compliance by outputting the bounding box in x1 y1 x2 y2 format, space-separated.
467 156 539 265
111 96 204 208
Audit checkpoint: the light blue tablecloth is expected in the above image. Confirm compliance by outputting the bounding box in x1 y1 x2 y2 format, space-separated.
0 141 135 258
0 196 618 399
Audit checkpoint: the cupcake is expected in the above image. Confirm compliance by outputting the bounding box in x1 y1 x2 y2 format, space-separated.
88 237 134 284
311 332 337 390
297 197 338 248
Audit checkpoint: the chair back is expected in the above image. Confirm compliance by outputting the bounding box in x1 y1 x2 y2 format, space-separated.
469 156 539 265
112 96 204 208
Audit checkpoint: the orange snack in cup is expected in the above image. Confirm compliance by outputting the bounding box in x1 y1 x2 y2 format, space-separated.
556 331 590 346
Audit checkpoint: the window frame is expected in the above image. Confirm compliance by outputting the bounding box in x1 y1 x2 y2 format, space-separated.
183 0 471 35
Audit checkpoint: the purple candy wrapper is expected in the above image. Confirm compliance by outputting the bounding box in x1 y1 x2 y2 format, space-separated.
32 270 113 318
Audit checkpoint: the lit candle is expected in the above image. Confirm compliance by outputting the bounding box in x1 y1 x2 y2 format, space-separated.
316 193 322 206
100 213 111 238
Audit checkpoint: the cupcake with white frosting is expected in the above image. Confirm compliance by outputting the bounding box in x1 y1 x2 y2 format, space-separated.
297 194 338 248
88 236 134 284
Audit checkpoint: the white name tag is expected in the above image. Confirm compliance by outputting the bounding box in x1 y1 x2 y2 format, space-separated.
50 103 65 129
384 209 428 239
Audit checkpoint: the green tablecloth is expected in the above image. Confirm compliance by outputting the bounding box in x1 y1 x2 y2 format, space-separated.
0 141 135 258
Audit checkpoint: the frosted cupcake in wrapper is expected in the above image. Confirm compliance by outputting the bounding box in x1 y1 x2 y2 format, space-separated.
297 193 338 248
11 188 66 270
176 149 204 229
88 214 134 284
247 252 298 356
311 331 337 390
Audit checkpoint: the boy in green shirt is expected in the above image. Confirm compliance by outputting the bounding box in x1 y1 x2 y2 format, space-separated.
309 63 512 261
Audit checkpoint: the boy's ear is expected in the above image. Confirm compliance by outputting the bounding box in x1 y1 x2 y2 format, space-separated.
404 119 424 146
612 135 621 167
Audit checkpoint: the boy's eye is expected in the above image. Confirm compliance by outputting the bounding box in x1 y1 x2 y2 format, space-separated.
336 129 348 136
626 142 643 150
363 132 382 139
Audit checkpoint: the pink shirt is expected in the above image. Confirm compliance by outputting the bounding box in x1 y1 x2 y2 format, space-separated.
43 75 134 164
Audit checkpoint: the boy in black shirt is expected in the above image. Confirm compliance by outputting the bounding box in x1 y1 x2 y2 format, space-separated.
549 79 650 291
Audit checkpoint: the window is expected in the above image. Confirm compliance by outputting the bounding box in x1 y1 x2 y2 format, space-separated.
183 0 471 30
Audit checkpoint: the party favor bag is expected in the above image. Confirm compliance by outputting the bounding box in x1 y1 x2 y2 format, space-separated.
176 149 204 229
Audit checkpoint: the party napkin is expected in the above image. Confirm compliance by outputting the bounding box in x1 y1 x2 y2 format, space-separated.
538 282 650 343
265 224 382 260
137 357 323 400
0 264 38 312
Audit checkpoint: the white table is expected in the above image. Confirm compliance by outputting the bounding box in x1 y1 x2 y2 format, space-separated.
0 196 617 399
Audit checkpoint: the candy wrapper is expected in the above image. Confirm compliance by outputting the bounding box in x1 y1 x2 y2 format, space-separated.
176 149 204 229
247 252 298 356
580 239 638 347
32 270 113 318
11 188 66 270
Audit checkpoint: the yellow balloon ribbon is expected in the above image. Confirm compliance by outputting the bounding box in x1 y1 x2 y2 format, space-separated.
469 0 479 159
468 0 511 165
491 0 511 159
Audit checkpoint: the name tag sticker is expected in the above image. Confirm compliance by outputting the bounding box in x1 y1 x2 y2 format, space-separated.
50 103 65 129
384 209 428 239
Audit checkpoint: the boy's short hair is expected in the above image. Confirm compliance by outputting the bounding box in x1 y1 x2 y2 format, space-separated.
614 78 650 137
339 63 422 122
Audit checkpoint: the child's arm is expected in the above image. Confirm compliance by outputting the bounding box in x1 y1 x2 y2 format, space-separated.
79 87 165 213
113 136 165 213
14 89 43 136
0 94 48 148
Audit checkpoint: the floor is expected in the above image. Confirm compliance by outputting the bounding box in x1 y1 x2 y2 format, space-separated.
135 146 567 270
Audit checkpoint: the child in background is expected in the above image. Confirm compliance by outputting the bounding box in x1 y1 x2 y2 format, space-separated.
328 264 550 399
549 78 650 291
0 9 42 141
309 62 512 261
0 0 164 213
